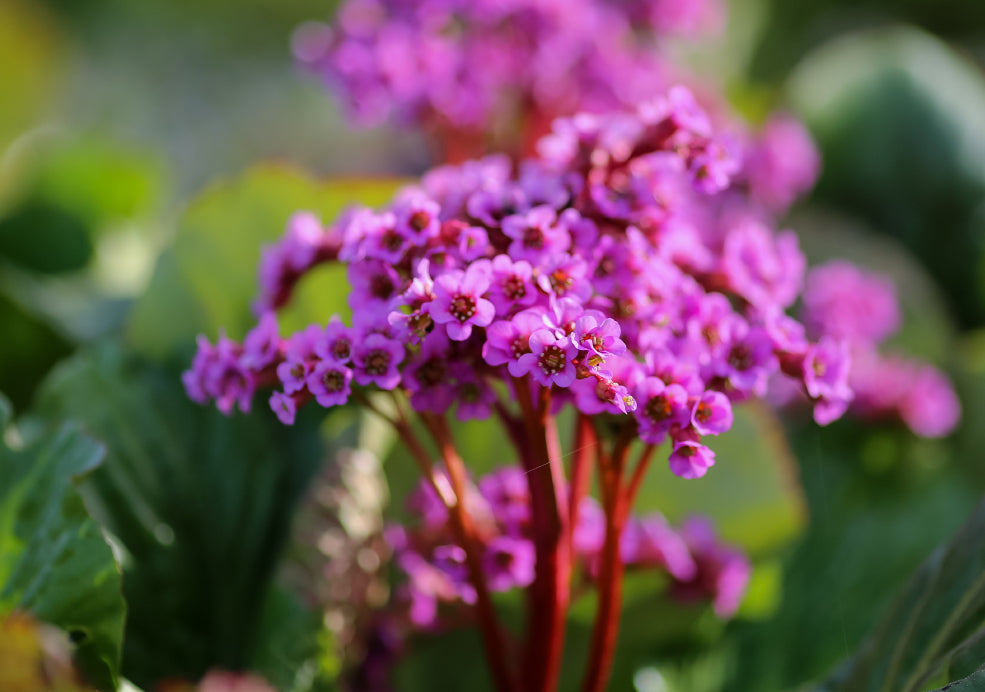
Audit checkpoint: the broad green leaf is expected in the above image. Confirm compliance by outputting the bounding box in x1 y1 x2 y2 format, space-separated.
33 345 330 689
788 26 985 328
0 412 124 690
127 165 404 358
812 495 985 692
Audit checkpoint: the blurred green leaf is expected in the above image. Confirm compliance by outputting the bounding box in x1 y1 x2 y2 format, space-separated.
33 344 330 689
252 586 339 692
0 199 93 274
725 421 976 692
0 293 73 411
635 404 806 558
789 26 985 328
127 166 404 358
0 410 124 690
812 495 985 692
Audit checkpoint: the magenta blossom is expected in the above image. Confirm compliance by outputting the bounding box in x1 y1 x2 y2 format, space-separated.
429 261 496 341
353 334 405 390
517 329 579 388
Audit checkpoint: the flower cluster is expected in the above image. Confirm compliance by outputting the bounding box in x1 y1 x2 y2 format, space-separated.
799 260 960 437
184 87 852 479
387 466 749 629
293 0 722 136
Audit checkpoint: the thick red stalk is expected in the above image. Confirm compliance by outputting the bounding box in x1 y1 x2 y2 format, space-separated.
514 379 571 692
419 413 520 692
580 431 636 692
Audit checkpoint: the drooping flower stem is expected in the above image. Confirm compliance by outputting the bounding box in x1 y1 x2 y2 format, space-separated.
581 429 636 692
514 379 571 692
420 412 519 692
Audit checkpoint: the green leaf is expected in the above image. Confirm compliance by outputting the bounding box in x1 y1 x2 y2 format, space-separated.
813 495 985 692
931 669 985 691
788 26 985 328
33 344 330 689
252 586 339 692
0 416 124 690
634 403 806 557
126 165 404 358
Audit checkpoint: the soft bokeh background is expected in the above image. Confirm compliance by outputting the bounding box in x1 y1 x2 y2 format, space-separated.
3 0 985 690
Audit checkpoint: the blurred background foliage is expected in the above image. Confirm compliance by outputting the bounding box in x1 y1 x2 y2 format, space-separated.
2 0 985 689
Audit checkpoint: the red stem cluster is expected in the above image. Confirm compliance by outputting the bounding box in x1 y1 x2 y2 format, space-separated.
374 387 653 692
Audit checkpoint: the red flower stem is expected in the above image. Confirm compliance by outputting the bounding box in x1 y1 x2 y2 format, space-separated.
568 414 595 555
624 443 656 506
580 430 636 692
420 412 519 692
513 379 570 692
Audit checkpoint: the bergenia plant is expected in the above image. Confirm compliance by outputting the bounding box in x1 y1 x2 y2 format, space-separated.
184 87 856 692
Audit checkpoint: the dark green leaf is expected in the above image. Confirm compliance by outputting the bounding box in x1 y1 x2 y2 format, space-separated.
33 344 329 689
0 415 124 690
812 495 985 692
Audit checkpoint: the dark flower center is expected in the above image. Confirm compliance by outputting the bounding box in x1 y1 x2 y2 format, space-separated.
695 401 713 422
371 275 395 300
415 357 445 387
728 345 752 371
450 294 477 322
381 229 403 253
523 225 545 249
332 338 352 361
510 336 530 359
409 210 430 232
322 369 347 393
645 395 673 422
549 269 573 294
503 275 526 300
366 350 391 375
538 345 566 375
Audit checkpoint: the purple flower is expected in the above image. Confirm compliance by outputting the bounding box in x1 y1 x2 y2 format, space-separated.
452 367 496 422
394 191 441 246
721 221 804 310
269 391 297 425
353 333 405 389
406 331 456 414
276 356 310 395
899 364 960 438
690 390 732 436
517 329 578 388
668 433 716 479
429 261 496 341
723 325 777 396
488 254 537 314
746 113 820 213
348 258 403 314
240 312 280 371
482 309 546 376
501 206 570 263
634 377 689 444
572 313 626 366
802 261 901 347
478 467 531 535
314 316 356 363
483 536 536 592
802 336 852 425
674 517 751 618
621 515 697 580
307 360 353 407
536 253 591 302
